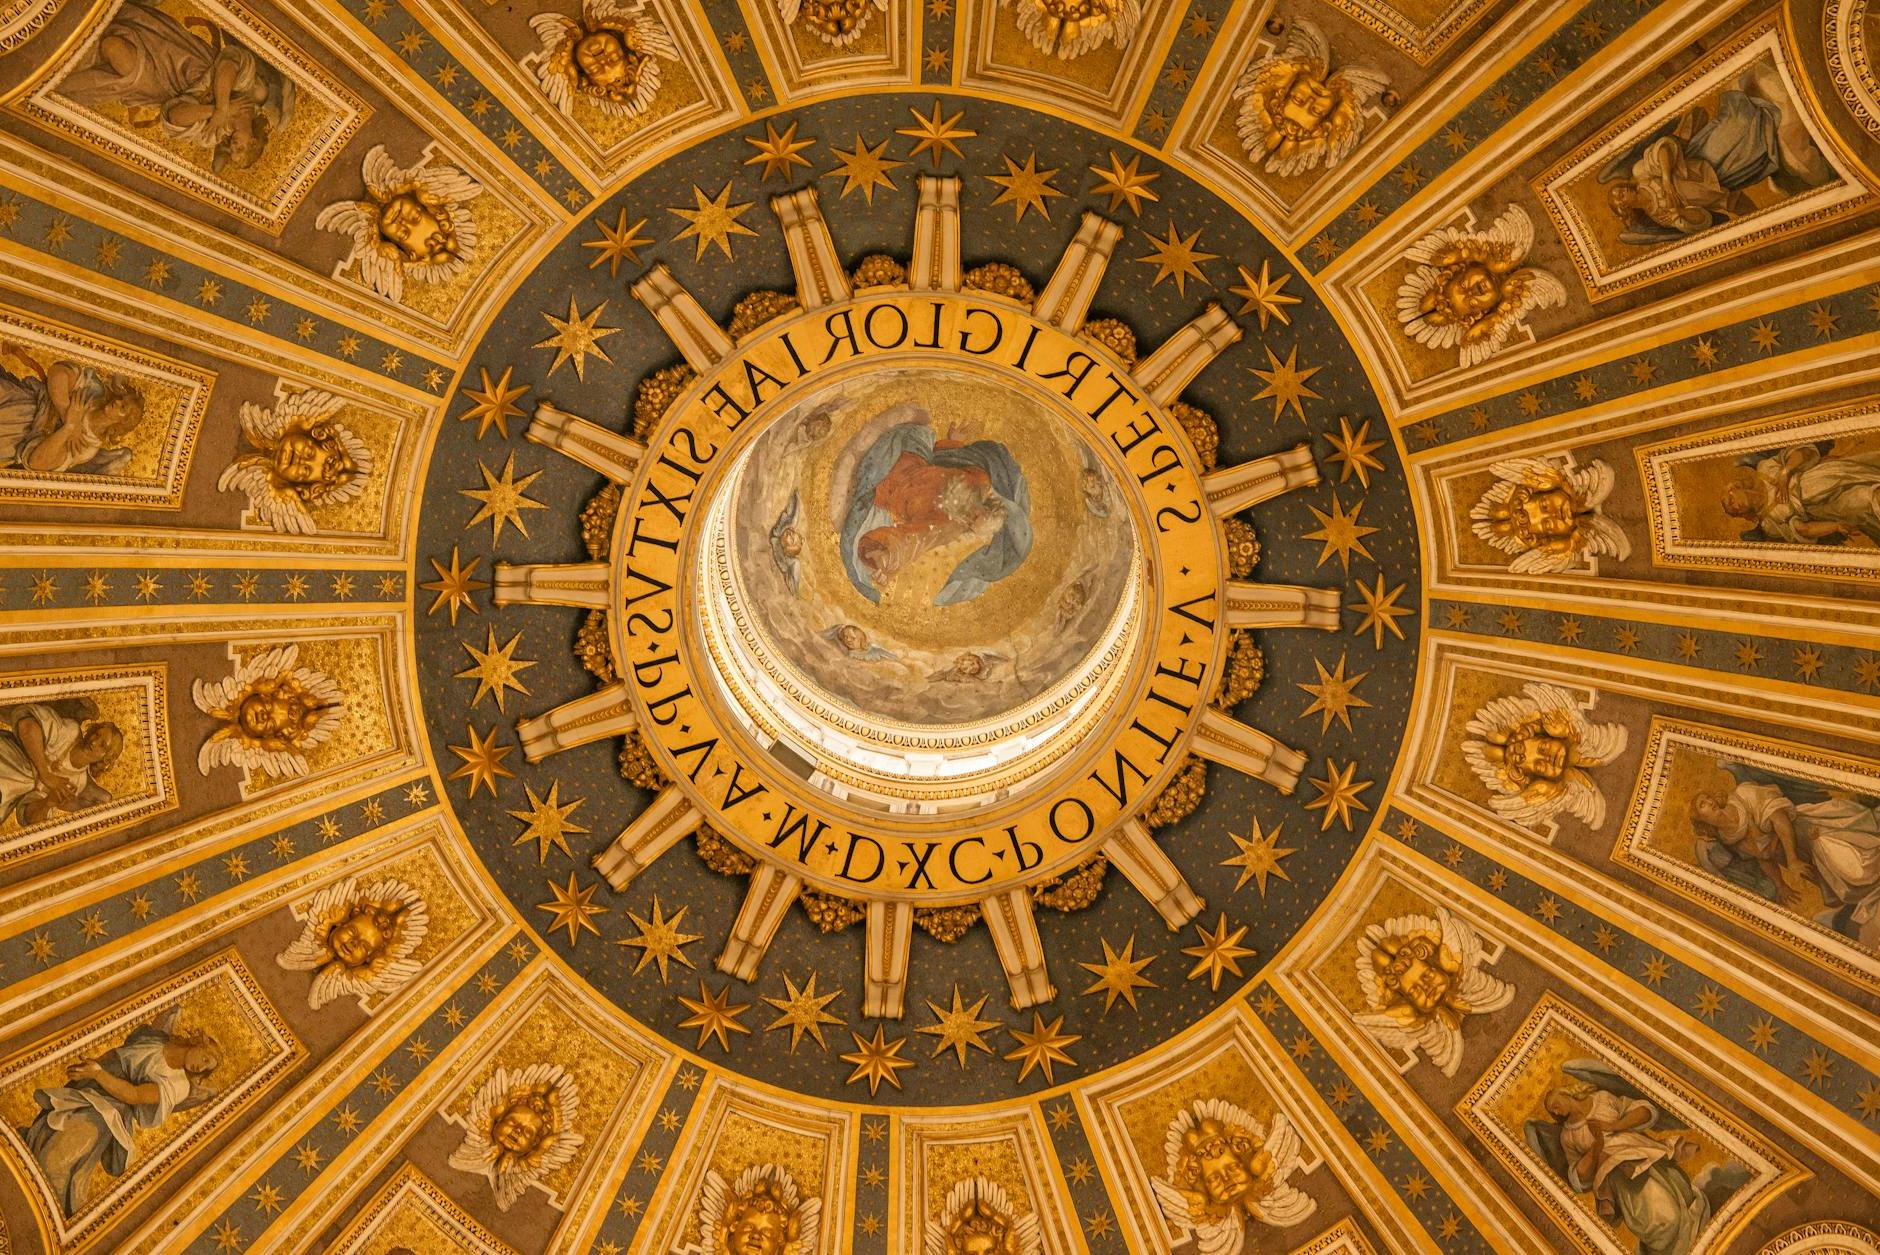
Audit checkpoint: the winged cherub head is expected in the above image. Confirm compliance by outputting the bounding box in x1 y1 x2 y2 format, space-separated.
1470 456 1631 574
1395 206 1567 368
777 0 889 48
1233 19 1390 177
315 145 482 304
447 1063 583 1211
925 1177 1041 1255
1461 681 1628 829
1151 1097 1318 1250
1001 0 1142 58
699 1163 820 1255
193 645 344 779
1354 906 1514 1076
218 389 373 536
275 876 429 1010
529 0 678 118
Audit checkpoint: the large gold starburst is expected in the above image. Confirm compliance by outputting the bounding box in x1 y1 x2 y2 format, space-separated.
1251 344 1322 423
1183 913 1255 991
764 971 845 1053
1302 492 1378 572
1325 415 1386 488
842 1025 914 1094
534 295 619 381
1005 1012 1080 1084
1306 758 1372 832
918 985 1002 1066
987 151 1063 222
1349 574 1411 649
458 365 528 439
1079 935 1158 1014
457 626 536 711
537 872 607 944
678 980 752 1052
825 133 904 203
509 781 587 863
1221 820 1295 897
462 453 547 542
744 119 816 181
896 99 976 167
669 181 758 261
448 722 514 798
616 896 701 983
1228 259 1299 330
583 209 653 277
1134 218 1217 295
421 546 487 624
1298 651 1371 732
1088 151 1160 215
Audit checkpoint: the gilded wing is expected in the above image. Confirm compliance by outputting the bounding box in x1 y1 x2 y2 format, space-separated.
1151 1178 1245 1255
795 1196 822 1253
596 0 681 58
528 12 585 116
218 455 315 534
314 197 403 302
1439 906 1514 1015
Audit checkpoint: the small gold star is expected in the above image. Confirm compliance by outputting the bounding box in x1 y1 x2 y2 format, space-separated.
1078 935 1158 1014
535 295 619 380
842 1025 914 1093
462 453 547 542
457 626 536 711
537 873 607 943
423 546 487 624
918 984 1001 1065
763 970 845 1051
670 181 758 260
1005 1012 1080 1084
1221 819 1294 897
293 1142 324 1173
618 895 702 983
1228 260 1299 330
1087 151 1160 215
448 723 514 797
1251 345 1322 423
825 133 904 203
1183 913 1255 990
986 151 1063 222
896 99 976 167
509 780 587 863
1303 493 1377 572
459 365 528 439
1306 758 1371 831
744 119 815 181
583 208 653 276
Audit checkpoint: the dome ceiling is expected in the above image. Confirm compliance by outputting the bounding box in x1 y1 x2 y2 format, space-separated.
0 0 1875 1252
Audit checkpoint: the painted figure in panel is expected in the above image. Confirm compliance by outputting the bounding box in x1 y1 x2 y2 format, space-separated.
0 343 146 476
1526 1060 1748 1255
0 698 122 829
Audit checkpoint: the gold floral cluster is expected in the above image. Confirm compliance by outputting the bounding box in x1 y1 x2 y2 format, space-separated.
963 263 1034 302
1083 317 1136 363
852 254 907 287
728 290 801 340
618 728 668 790
632 363 696 440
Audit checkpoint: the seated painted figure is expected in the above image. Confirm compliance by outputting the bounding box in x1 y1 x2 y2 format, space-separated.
838 410 1032 607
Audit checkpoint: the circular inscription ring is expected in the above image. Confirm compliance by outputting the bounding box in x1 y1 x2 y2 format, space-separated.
609 290 1226 905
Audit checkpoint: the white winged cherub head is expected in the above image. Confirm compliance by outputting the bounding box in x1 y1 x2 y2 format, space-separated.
1470 455 1630 574
218 388 372 536
1000 0 1141 59
1396 205 1567 368
1354 905 1514 1076
529 0 678 118
1461 681 1628 829
923 1177 1041 1255
276 876 428 1010
447 1063 584 1211
697 1162 821 1255
1151 1098 1317 1253
1233 19 1390 178
316 145 482 304
193 645 344 779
